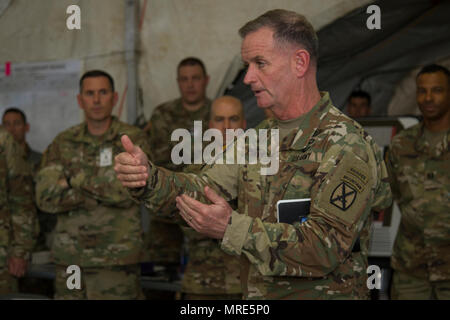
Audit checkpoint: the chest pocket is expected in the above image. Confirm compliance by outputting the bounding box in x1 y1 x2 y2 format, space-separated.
397 154 425 203
262 152 320 223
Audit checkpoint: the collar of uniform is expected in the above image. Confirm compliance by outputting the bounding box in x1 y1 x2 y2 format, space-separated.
24 142 31 158
174 97 211 118
74 116 120 143
415 121 450 157
277 91 332 151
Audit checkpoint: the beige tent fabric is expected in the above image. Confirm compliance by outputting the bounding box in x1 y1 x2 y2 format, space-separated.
136 0 372 119
0 0 128 120
0 0 370 123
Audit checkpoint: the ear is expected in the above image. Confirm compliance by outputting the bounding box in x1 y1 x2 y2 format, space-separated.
205 74 210 86
292 49 310 78
25 123 30 133
77 94 84 110
113 92 119 106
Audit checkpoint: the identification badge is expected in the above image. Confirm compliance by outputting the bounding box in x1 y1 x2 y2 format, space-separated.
99 147 112 167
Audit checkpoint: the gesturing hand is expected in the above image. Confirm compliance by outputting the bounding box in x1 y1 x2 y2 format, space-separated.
176 186 232 239
8 257 28 278
114 135 149 188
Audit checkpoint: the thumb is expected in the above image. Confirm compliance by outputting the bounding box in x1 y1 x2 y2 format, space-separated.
121 135 137 156
204 186 226 205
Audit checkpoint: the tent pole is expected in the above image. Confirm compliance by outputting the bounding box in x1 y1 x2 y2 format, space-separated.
124 0 138 125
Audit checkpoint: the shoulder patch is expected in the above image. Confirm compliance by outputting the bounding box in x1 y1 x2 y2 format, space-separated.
316 152 373 225
330 182 357 211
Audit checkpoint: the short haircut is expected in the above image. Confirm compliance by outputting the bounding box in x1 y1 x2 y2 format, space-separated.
79 70 115 93
2 107 27 123
416 64 450 82
177 57 207 76
238 9 319 63
210 96 244 120
348 90 371 106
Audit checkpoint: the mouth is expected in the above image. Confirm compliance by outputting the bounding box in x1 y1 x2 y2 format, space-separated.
421 104 437 112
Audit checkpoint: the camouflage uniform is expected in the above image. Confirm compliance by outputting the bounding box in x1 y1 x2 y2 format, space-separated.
388 123 450 299
0 126 37 295
35 117 149 299
179 164 241 299
145 98 211 266
132 92 392 299
24 144 42 173
23 143 55 252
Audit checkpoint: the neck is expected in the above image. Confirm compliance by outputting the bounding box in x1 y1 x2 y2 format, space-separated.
182 98 205 112
86 116 112 136
275 77 321 121
19 141 27 152
424 113 450 132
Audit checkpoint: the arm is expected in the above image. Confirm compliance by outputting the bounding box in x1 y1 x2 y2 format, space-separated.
73 130 153 206
4 133 38 263
386 140 401 202
115 135 239 216
35 138 87 214
220 140 392 278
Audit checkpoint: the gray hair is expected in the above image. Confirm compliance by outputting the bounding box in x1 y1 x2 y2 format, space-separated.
239 9 318 63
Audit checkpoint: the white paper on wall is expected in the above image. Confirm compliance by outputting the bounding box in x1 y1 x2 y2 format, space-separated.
0 60 82 152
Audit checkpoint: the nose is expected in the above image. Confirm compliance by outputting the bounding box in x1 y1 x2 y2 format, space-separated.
224 119 231 130
425 90 433 102
243 65 256 85
93 92 100 103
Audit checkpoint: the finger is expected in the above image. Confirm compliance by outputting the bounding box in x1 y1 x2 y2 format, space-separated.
176 201 199 231
204 186 226 205
10 264 18 277
119 179 148 188
16 267 24 278
121 135 137 155
177 196 199 219
114 163 147 175
114 153 140 167
180 193 208 213
116 172 148 182
20 265 27 277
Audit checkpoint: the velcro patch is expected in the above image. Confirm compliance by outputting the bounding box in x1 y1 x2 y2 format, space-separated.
330 182 357 211
316 152 372 225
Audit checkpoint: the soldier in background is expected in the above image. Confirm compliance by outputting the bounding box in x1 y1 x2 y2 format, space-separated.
36 70 150 299
2 108 41 171
0 126 37 295
388 64 450 300
2 108 54 252
180 96 244 300
115 10 392 299
143 57 211 280
346 90 371 119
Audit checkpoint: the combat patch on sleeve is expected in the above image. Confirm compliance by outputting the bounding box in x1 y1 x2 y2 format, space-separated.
316 153 372 225
330 182 357 211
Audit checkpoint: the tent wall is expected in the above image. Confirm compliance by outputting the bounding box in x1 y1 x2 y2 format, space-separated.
387 57 450 116
0 0 370 126
0 0 128 120
138 0 371 120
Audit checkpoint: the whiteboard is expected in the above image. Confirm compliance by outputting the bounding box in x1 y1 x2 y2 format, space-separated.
0 60 82 152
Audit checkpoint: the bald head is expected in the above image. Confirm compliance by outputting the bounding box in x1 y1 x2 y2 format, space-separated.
209 96 246 140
